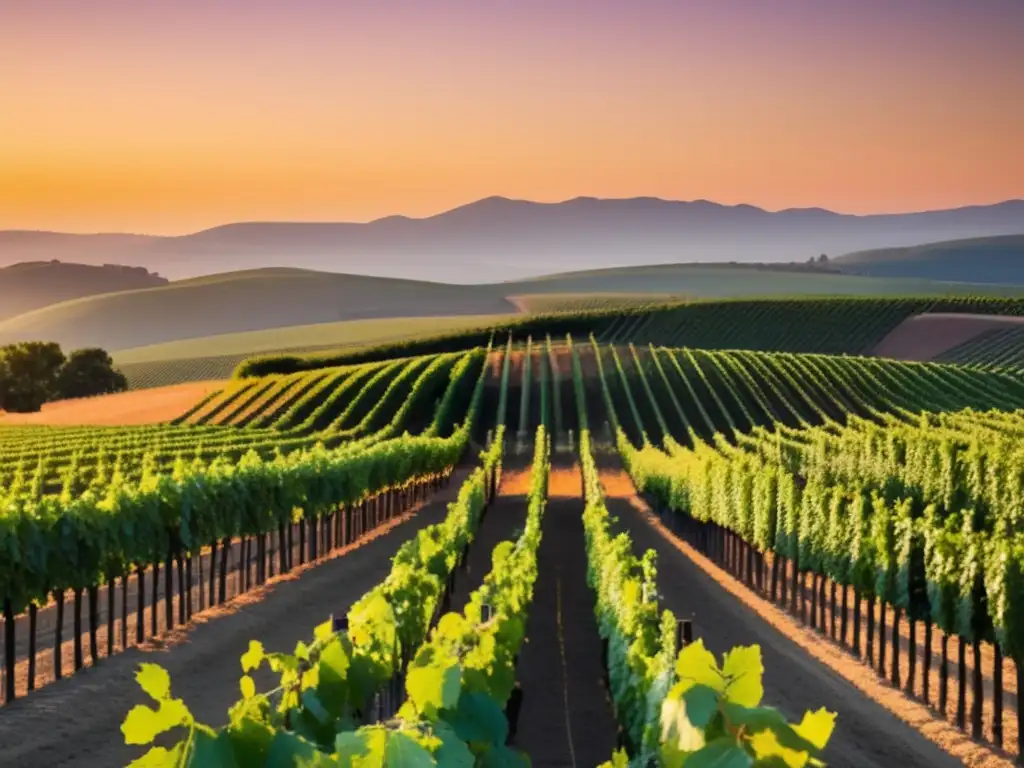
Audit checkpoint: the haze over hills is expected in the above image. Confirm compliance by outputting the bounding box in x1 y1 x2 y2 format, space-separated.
0 261 167 322
0 269 515 352
4 196 1024 283
834 234 1024 284
3 261 1024 357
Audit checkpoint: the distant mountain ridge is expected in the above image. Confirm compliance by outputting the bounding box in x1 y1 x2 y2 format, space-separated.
3 196 1023 283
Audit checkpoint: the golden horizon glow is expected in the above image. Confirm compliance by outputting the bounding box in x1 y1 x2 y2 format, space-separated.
2 1 1022 235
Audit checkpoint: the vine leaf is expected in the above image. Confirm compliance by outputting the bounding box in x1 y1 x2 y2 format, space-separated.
681 684 720 729
433 724 474 768
125 743 185 768
266 730 334 766
674 639 723 694
313 620 335 644
336 728 387 766
660 688 708 753
721 702 823 757
241 640 265 673
445 690 508 746
792 708 837 751
191 729 240 767
686 738 753 768
721 646 763 707
224 716 276 767
121 699 191 746
407 661 461 717
384 731 436 767
239 675 256 700
748 728 809 767
136 663 171 702
477 744 530 766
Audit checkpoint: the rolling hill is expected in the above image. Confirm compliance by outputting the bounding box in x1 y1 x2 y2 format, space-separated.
6 262 1023 358
496 262 1024 297
835 234 1024 284
110 314 517 388
0 260 166 321
0 268 515 351
3 196 1023 283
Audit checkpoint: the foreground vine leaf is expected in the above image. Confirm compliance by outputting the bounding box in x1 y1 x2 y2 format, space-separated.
721 646 764 707
136 663 172 702
125 743 186 768
406 660 461 717
686 738 753 768
122 698 192 745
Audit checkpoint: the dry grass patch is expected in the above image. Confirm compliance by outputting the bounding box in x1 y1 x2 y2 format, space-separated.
0 380 226 426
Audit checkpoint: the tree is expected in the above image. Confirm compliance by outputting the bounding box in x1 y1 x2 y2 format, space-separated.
0 342 66 412
55 348 128 400
818 253 829 263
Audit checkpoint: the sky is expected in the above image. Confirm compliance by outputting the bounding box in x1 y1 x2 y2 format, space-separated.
2 0 1023 234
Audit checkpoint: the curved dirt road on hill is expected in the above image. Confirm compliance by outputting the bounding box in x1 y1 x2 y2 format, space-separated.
593 451 981 768
0 475 469 768
873 313 1024 362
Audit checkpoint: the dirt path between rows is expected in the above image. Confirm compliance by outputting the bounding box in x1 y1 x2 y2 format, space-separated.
449 461 529 612
514 458 618 767
593 450 999 768
873 313 1024 362
0 475 470 768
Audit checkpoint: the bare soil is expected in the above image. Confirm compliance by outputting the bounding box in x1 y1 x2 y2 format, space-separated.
487 349 506 379
448 463 529 613
547 467 583 498
0 472 470 768
594 453 1012 768
514 459 618 766
873 313 1024 362
0 381 225 426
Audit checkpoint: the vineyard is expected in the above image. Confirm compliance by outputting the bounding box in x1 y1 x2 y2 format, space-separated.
936 326 1024 371
2 298 1024 766
108 295 1024 390
234 294 1024 378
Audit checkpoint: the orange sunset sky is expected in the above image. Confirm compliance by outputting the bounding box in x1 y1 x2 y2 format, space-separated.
2 0 1023 234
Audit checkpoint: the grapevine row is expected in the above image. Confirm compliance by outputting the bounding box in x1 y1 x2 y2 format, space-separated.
237 295 1024 378
575 427 836 766
614 365 1024 755
120 425 553 765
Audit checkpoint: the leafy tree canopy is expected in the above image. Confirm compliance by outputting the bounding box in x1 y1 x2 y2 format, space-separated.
56 347 128 400
0 341 126 413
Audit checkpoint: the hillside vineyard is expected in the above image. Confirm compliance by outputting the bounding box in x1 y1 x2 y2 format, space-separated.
2 302 1024 765
107 294 1024 389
